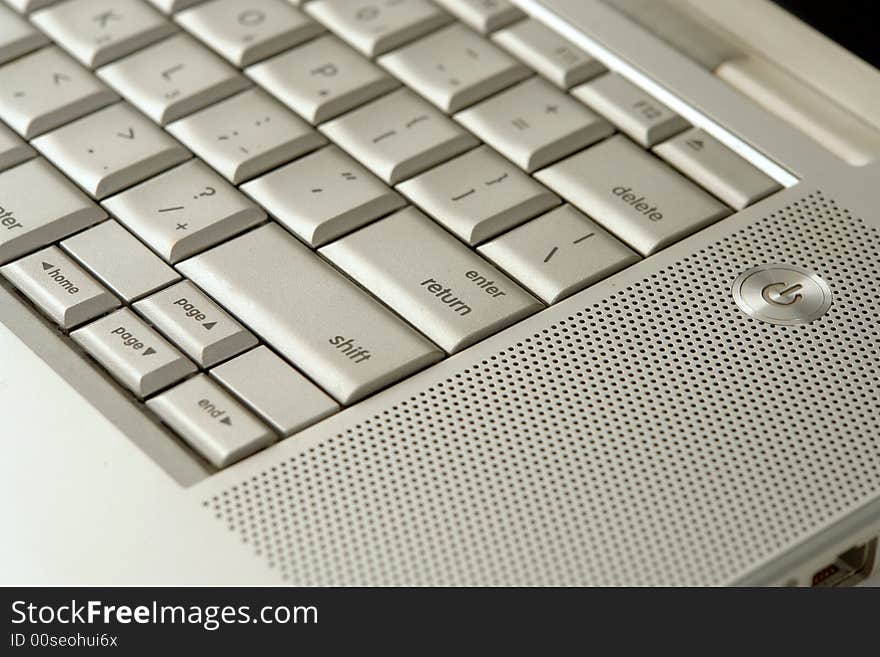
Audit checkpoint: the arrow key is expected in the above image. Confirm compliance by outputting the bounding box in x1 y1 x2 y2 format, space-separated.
71 307 196 398
147 374 274 468
0 245 119 328
133 280 257 367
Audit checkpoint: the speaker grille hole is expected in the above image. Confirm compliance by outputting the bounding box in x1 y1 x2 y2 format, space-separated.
205 192 880 585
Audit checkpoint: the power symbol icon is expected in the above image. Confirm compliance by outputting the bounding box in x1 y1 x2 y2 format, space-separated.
761 282 803 307
732 264 832 325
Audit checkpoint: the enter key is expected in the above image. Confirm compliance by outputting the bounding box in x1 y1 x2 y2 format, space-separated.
321 207 543 354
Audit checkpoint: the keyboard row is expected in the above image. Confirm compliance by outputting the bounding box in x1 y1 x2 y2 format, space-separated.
0 0 784 469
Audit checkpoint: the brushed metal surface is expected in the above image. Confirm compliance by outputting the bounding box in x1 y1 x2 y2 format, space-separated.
199 189 880 584
3 0 880 586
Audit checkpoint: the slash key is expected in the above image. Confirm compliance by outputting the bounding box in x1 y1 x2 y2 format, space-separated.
103 159 265 263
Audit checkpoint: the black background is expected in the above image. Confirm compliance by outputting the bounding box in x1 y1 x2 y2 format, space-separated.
1 587 877 653
772 0 880 68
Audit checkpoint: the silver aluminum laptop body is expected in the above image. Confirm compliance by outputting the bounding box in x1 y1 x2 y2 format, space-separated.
1 0 879 586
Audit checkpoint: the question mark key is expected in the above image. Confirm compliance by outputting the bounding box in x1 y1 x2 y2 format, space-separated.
102 160 266 263
193 186 217 200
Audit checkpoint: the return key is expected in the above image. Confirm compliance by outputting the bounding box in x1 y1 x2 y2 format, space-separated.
321 207 542 353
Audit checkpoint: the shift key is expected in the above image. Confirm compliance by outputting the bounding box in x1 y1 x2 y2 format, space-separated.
178 223 443 405
536 135 731 256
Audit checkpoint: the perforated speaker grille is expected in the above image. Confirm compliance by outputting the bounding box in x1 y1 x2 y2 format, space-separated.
205 191 880 585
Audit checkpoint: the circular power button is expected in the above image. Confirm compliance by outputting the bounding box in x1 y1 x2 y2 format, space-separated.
732 264 832 326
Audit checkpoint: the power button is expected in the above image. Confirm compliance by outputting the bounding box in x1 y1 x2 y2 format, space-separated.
732 264 832 325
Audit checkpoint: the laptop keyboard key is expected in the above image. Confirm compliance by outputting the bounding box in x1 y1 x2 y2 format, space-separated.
305 0 452 57
71 307 196 398
572 73 688 147
32 0 177 68
146 0 203 14
240 145 405 247
147 374 274 468
97 33 250 125
0 47 118 138
61 220 180 301
0 121 35 173
31 102 191 199
176 0 324 67
0 3 49 65
433 0 524 34
535 134 731 256
133 280 257 367
322 207 542 353
478 204 639 304
0 158 106 264
211 345 339 436
653 128 782 210
396 145 560 245
6 0 60 12
455 77 613 172
247 35 399 126
178 222 443 404
0 245 119 328
491 18 605 89
320 88 479 184
168 88 326 183
103 160 265 263
378 23 530 113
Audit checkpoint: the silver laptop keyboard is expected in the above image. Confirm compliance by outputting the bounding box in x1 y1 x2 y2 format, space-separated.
0 0 784 469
